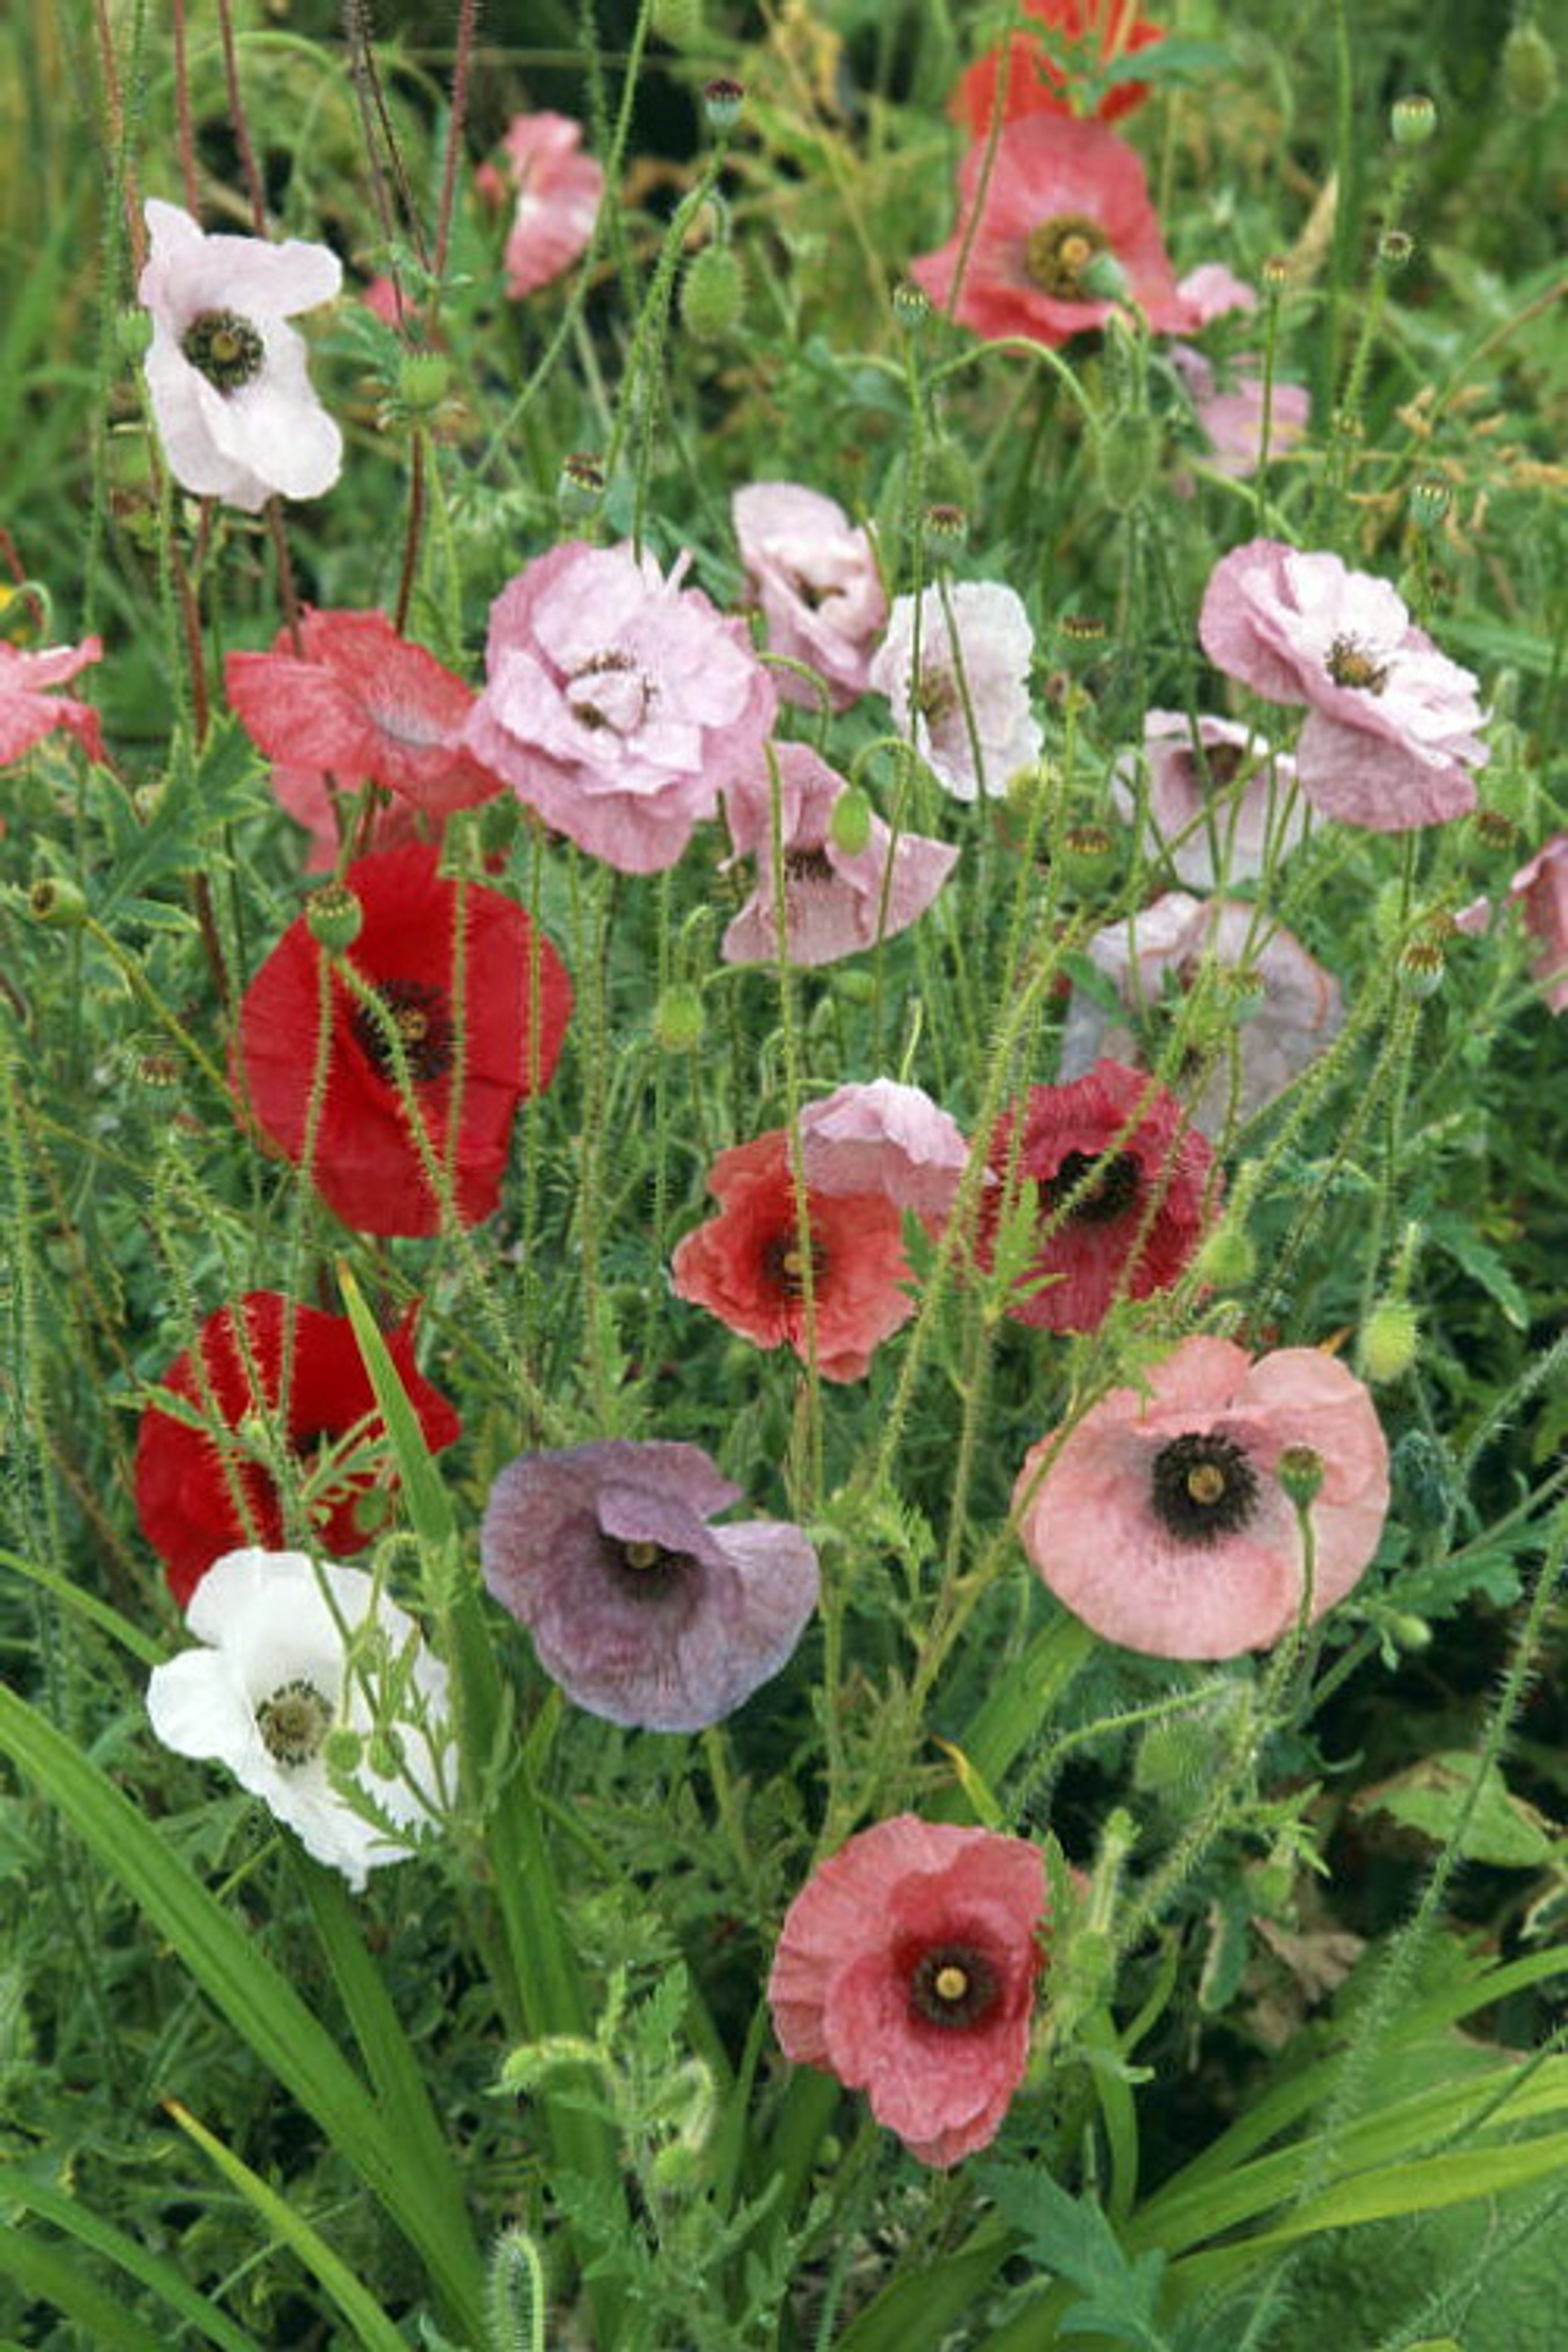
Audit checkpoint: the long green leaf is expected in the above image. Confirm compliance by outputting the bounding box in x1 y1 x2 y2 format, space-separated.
0 2222 169 2352
0 2169 257 2351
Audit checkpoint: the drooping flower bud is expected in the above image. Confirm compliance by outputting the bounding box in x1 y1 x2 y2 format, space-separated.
1359 1300 1420 1384
654 982 704 1053
828 785 873 856
681 244 745 340
1501 23 1559 117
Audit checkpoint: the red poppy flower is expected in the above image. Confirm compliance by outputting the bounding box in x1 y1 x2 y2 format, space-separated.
238 842 571 1235
135 1290 461 1607
909 116 1191 348
983 1058 1216 1331
952 0 1166 134
670 1129 914 1383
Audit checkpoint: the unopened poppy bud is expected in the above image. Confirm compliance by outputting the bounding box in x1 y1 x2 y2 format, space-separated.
1378 229 1415 273
398 352 450 412
1501 23 1558 117
680 244 745 340
892 278 930 331
1079 247 1129 304
1359 1300 1420 1384
1398 937 1444 998
1408 475 1450 533
650 2140 704 2193
132 782 162 822
558 449 607 519
366 1728 404 1781
701 76 745 134
654 982 704 1052
322 1725 363 1776
306 881 364 952
1390 93 1437 145
1192 1221 1256 1291
1276 1444 1325 1509
1134 1716 1212 1799
828 785 873 856
29 875 88 926
832 967 875 1005
1098 412 1159 512
1392 1427 1454 1529
1388 1611 1433 1653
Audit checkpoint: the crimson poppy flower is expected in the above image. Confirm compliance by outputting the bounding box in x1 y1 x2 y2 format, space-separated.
135 1291 461 1607
983 1058 1216 1330
238 842 571 1235
670 1129 914 1383
952 0 1166 133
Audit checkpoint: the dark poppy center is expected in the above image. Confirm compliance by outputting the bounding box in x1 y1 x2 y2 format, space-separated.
908 1940 1001 2031
1024 213 1109 299
1193 743 1246 794
180 307 265 392
348 978 454 1084
1149 1430 1261 1545
916 665 959 726
607 1536 690 1602
255 1676 333 1768
1041 1148 1140 1226
763 1229 827 1300
783 846 835 884
1325 635 1390 694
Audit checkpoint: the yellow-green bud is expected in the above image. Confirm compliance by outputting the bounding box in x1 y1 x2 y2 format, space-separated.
654 983 704 1053
322 1726 363 1776
680 244 745 341
1390 94 1437 146
1060 822 1117 888
398 352 451 412
1079 248 1130 304
350 1485 396 1537
1501 23 1558 117
832 967 875 1005
828 785 873 856
29 875 88 926
1192 1221 1257 1291
306 881 364 952
367 1728 404 1781
1388 1611 1434 1653
1359 1299 1420 1384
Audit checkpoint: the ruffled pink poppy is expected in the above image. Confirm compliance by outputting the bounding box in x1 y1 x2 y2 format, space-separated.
466 540 777 875
1199 540 1488 831
1509 834 1568 1013
0 638 104 765
800 1079 971 1224
482 112 603 299
732 482 888 711
769 1815 1047 2168
671 1129 915 1382
908 116 1192 349
1014 1335 1390 1657
1112 711 1306 887
869 581 1042 801
720 742 956 967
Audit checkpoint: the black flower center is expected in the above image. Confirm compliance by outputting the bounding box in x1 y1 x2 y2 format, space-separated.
763 1230 827 1300
607 1536 692 1602
1149 1430 1261 1545
908 1940 1001 2031
181 307 266 393
1193 743 1246 794
1325 635 1390 694
1041 1148 1140 1226
783 846 834 884
255 1676 333 1768
348 978 454 1084
1024 213 1109 299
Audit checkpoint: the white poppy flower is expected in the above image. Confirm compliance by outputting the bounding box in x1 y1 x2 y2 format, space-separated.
138 198 342 512
869 581 1042 802
147 1548 450 1891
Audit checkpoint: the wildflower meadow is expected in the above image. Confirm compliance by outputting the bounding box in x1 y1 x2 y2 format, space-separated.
4 2 1567 2346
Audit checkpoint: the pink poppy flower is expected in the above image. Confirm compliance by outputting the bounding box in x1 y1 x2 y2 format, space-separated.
869 581 1042 802
1112 711 1307 887
268 766 427 873
483 113 603 299
1509 834 1568 1013
225 609 503 830
0 638 104 765
983 1059 1216 1331
1176 263 1258 328
908 116 1192 349
138 198 342 511
1199 540 1488 831
732 483 888 711
465 540 777 875
799 1079 971 1224
1058 892 1343 1137
671 1129 915 1382
720 742 956 967
1014 1335 1390 1657
768 1815 1047 2168
1170 273 1311 482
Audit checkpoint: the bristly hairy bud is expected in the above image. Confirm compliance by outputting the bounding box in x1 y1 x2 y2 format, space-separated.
1191 1221 1257 1291
1359 1300 1420 1384
702 77 745 134
1390 93 1437 146
1398 937 1445 998
1060 823 1117 887
654 983 704 1053
306 881 364 952
828 785 873 856
398 352 451 413
1501 23 1559 117
681 244 745 340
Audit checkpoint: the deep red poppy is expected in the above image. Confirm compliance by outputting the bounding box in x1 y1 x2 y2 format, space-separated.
135 1290 461 1607
952 0 1166 134
238 841 572 1235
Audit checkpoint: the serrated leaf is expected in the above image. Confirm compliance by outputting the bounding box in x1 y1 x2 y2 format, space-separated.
1354 1751 1558 1868
975 2163 1170 2349
1425 1213 1529 1330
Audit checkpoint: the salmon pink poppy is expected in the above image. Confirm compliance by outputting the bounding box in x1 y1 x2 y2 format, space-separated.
769 1815 1048 2168
1510 834 1568 1013
952 0 1166 134
238 842 571 1235
481 112 604 300
0 638 104 765
135 1291 461 1607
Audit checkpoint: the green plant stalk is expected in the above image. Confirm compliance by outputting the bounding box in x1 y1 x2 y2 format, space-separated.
0 2168 254 2352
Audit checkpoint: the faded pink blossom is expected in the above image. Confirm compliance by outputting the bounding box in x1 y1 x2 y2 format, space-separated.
769 1815 1048 2168
870 581 1042 802
484 113 603 298
800 1079 971 1223
138 198 341 511
0 638 104 765
1171 274 1310 481
720 742 955 967
1199 540 1487 831
1176 263 1257 326
1510 834 1568 1013
1014 1335 1390 1658
1112 710 1307 886
466 540 777 875
733 483 887 710
1058 891 1344 1137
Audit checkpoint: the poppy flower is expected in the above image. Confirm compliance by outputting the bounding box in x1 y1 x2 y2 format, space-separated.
671 1129 915 1382
147 1548 451 1890
800 1080 971 1224
768 1815 1047 2168
951 0 1166 135
0 637 104 765
1510 834 1568 1013
478 112 604 300
135 1289 461 1607
1112 712 1307 887
1199 540 1488 831
225 609 505 827
869 581 1042 801
732 482 888 712
138 197 341 511
983 1059 1215 1330
908 116 1191 348
237 841 571 1235
480 1440 820 1732
1013 1335 1390 1657
720 742 956 968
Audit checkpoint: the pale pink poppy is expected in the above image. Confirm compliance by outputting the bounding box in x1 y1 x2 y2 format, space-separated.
466 540 777 875
1014 1335 1390 1658
800 1079 971 1223
1113 710 1306 886
138 198 341 511
1175 263 1257 326
484 113 603 299
732 482 888 710
720 742 955 967
1509 834 1568 1013
1199 540 1487 831
1170 273 1310 480
0 638 104 764
870 581 1042 802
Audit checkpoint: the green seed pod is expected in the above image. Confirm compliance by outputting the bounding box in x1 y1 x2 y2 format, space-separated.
558 449 606 519
1501 23 1559 117
1398 937 1445 998
892 279 930 332
828 785 873 856
1097 411 1160 512
322 1725 364 1776
306 881 364 952
1277 1444 1325 1509
1059 823 1117 889
398 351 450 412
680 243 745 341
701 77 745 135
1359 1300 1420 1384
29 876 88 927
1390 93 1437 145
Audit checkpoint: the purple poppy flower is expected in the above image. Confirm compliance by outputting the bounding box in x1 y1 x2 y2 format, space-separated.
480 1441 820 1732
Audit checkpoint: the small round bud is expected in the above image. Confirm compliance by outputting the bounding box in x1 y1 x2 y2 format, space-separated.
680 244 745 341
1191 1221 1256 1291
892 279 930 331
306 881 364 952
559 450 607 519
132 782 162 823
1398 937 1445 998
831 967 875 1005
1387 1611 1434 1653
701 77 744 134
1408 475 1451 533
828 785 873 856
322 1726 363 1776
1471 807 1517 852
1134 1717 1213 1800
1501 23 1559 118
1359 1300 1420 1384
650 2141 704 2194
653 983 704 1053
1079 248 1130 303
29 875 88 926
1276 1444 1325 1510
366 1728 404 1781
398 352 451 412
1390 94 1437 146
1378 229 1415 273
1098 412 1159 512
923 501 967 550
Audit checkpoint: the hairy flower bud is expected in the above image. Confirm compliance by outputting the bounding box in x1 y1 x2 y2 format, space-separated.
654 982 704 1052
828 785 873 856
681 244 745 340
1359 1300 1420 1384
1501 23 1559 117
